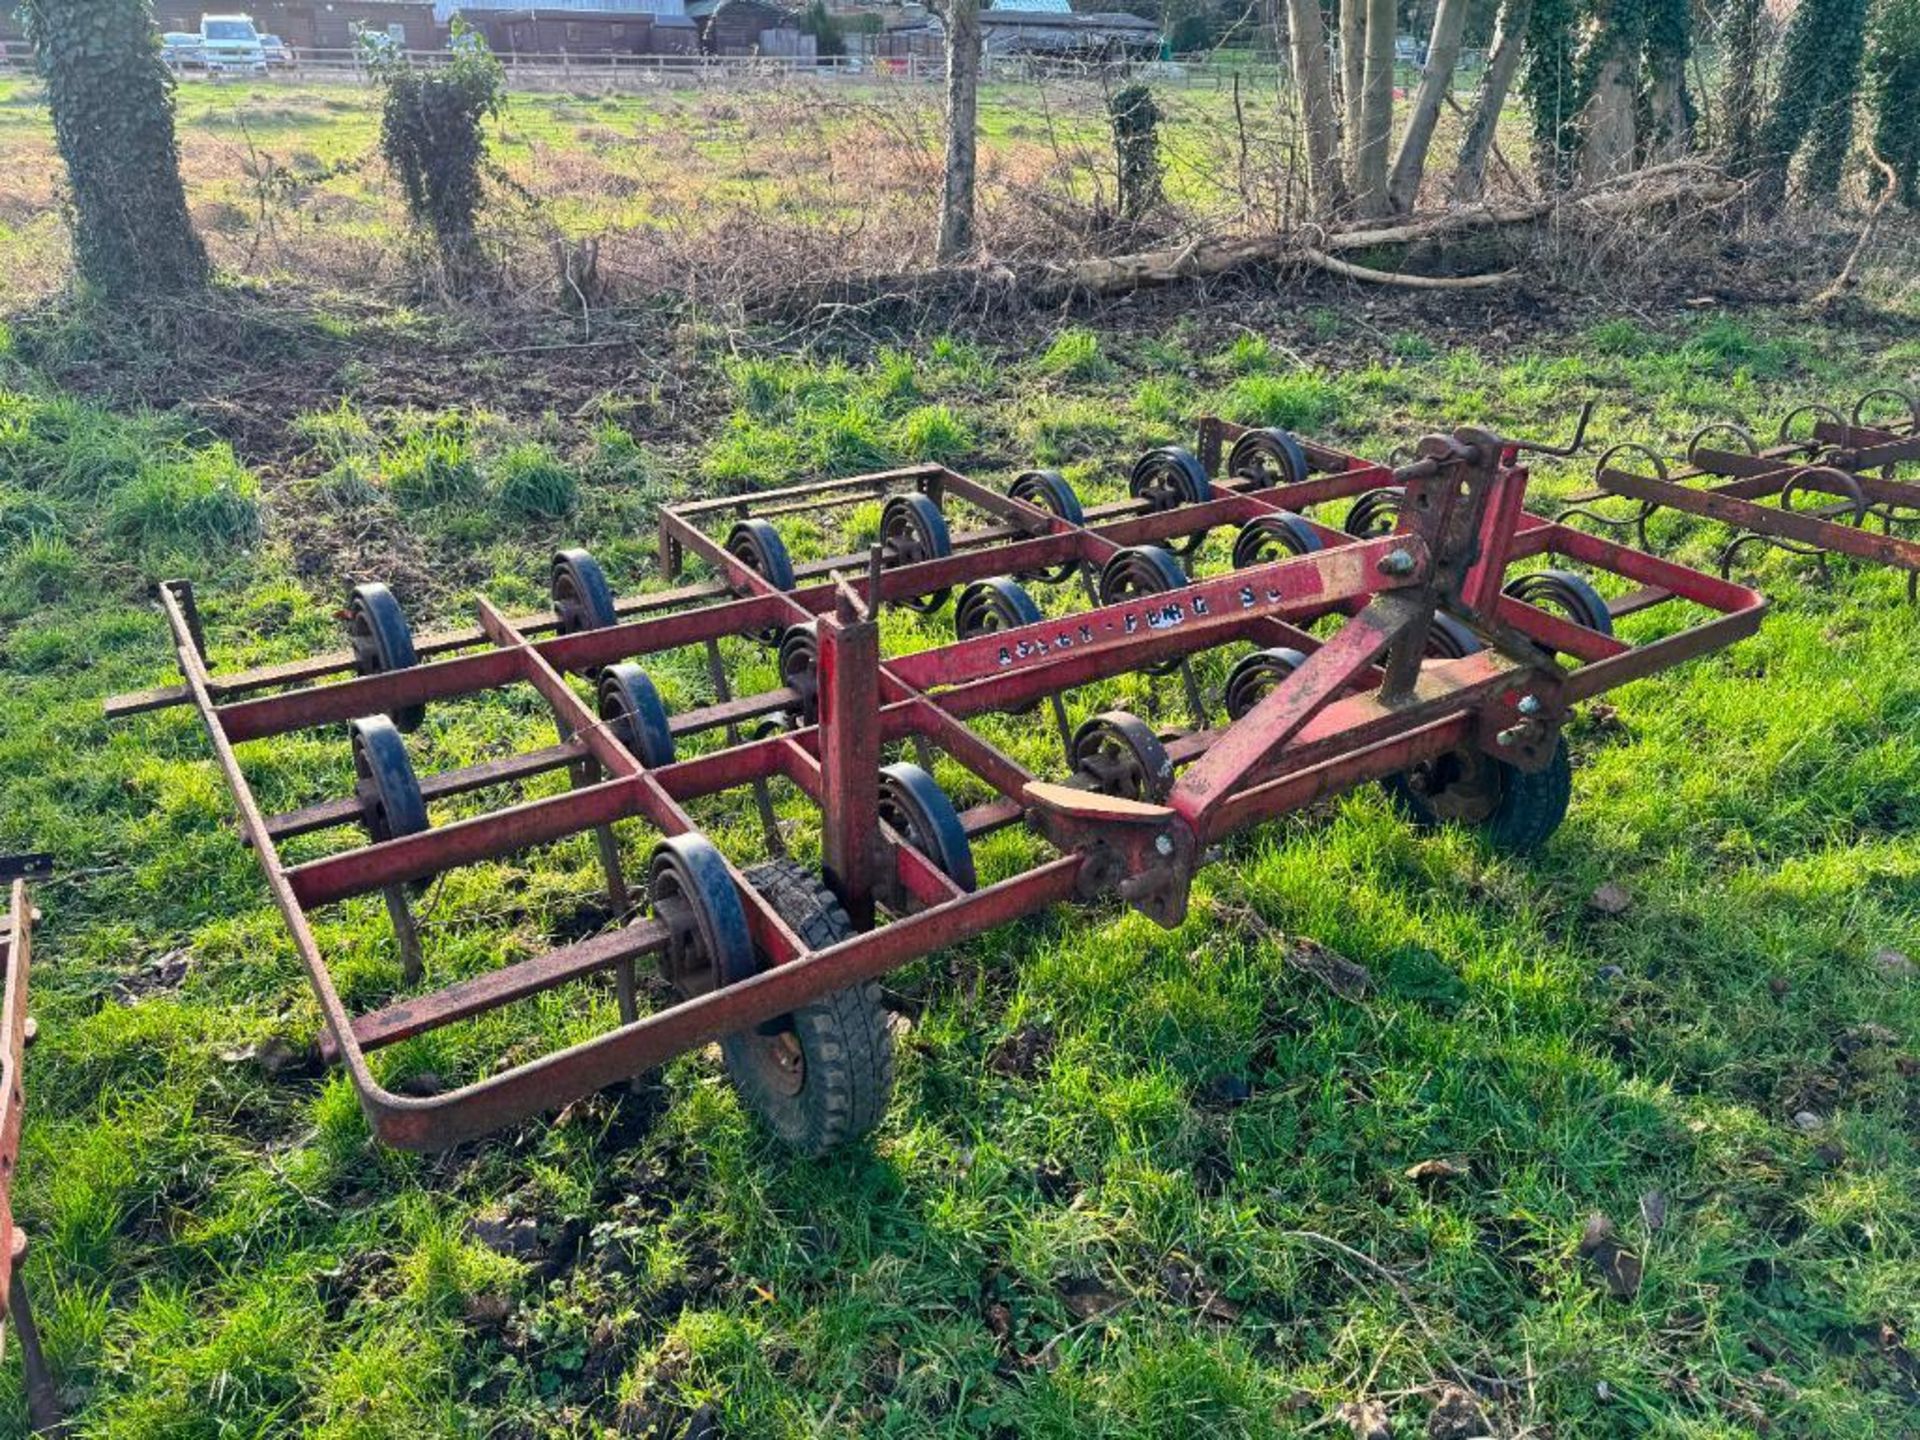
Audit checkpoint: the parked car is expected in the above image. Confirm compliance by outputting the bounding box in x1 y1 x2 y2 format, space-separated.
259 34 295 69
199 15 269 75
160 32 206 71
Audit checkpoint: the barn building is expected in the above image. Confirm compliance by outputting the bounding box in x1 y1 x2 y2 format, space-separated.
439 0 700 54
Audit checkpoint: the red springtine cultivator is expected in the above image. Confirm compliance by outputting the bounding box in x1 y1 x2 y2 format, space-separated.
108 413 1764 1154
1 855 60 1434
1568 387 1920 596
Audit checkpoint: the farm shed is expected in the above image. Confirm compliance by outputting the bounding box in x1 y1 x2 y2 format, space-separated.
441 0 700 53
687 0 812 56
148 0 443 50
979 6 1159 56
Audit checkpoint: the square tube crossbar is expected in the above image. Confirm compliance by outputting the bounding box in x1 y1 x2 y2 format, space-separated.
108 422 1764 1152
0 861 62 1433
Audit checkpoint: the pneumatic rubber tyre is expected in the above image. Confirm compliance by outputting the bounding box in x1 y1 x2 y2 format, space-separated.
1384 738 1573 854
721 860 895 1156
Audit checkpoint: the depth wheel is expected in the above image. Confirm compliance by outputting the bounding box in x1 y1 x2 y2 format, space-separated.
880 493 954 613
1009 469 1086 583
1129 446 1212 557
346 582 424 733
777 622 821 723
1227 427 1311 488
721 860 894 1156
350 715 428 843
727 520 796 641
1070 711 1174 804
1098 544 1190 676
597 664 675 767
1231 512 1322 569
955 577 1044 715
648 834 756 998
551 548 617 637
1503 569 1614 656
878 762 977 891
1344 487 1406 538
1424 612 1483 660
1224 647 1308 721
1385 738 1572 853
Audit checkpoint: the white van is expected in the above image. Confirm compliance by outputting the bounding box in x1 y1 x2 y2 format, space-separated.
199 15 269 74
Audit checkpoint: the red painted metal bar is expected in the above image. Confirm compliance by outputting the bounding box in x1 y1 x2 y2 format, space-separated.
818 603 883 929
0 879 28 1321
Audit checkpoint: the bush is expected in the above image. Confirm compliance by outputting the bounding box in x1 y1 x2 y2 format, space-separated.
492 442 579 519
365 20 504 287
107 447 262 554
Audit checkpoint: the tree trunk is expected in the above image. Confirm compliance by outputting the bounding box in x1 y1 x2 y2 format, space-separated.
1451 0 1531 200
1645 57 1691 160
937 0 981 261
1722 0 1762 177
22 0 207 294
1388 0 1471 211
1286 0 1349 215
1577 53 1638 184
1340 0 1366 171
1354 0 1398 215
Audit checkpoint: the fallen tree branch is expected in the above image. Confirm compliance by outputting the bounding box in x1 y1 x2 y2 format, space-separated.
1812 146 1898 311
1303 249 1516 288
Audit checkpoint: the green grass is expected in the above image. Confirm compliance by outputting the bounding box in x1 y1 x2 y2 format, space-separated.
0 295 1918 1440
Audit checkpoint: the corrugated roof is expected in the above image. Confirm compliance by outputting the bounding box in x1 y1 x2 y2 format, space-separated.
988 0 1072 11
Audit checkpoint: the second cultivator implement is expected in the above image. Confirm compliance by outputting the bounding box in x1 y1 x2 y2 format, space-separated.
108 412 1766 1154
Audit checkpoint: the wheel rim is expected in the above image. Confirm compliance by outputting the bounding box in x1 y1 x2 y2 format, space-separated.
648 835 755 998
1008 470 1085 583
597 663 676 767
1129 447 1211 557
1224 647 1307 721
877 762 977 891
879 494 953 613
350 715 427 842
1231 512 1322 569
1098 546 1189 675
1227 428 1310 488
777 622 821 722
346 583 424 732
551 548 617 637
1400 747 1506 824
1344 487 1406 538
1070 711 1174 803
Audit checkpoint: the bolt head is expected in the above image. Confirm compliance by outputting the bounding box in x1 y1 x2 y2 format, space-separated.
1517 694 1542 716
1154 833 1175 857
1378 548 1416 577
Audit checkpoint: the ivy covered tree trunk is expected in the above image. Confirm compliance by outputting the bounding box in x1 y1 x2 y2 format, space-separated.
1521 0 1582 185
1868 0 1920 205
1722 0 1763 177
1642 0 1693 159
1753 0 1869 206
1452 0 1533 200
22 0 207 295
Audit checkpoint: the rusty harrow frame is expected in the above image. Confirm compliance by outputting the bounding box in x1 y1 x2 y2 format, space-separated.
1565 387 1920 597
107 415 1764 1155
1 855 60 1434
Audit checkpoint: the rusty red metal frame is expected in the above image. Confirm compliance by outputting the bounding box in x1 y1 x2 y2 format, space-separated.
1 857 62 1434
106 422 1763 1153
1566 391 1920 596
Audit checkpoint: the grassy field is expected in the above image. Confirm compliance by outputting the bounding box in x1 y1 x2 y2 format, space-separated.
2 66 1920 1440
